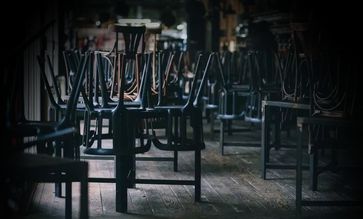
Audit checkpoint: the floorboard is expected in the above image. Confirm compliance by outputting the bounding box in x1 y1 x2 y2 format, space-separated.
25 120 363 218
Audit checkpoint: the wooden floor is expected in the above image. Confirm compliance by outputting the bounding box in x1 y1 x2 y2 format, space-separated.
26 120 363 219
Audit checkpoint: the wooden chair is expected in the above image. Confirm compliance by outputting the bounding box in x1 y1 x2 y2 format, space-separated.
3 53 91 218
295 51 363 216
112 51 214 212
2 128 89 219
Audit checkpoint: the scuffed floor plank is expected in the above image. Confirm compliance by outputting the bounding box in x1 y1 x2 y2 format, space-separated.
25 121 363 219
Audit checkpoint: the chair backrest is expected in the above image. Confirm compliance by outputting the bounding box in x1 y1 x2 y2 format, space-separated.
46 55 65 105
114 25 146 60
155 51 179 106
311 51 359 119
136 52 152 108
63 50 82 94
62 53 89 126
276 32 310 103
37 55 61 111
95 52 114 107
184 53 203 107
38 53 89 125
112 25 146 106
193 53 215 108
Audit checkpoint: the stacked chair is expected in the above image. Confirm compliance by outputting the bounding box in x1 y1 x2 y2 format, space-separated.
251 20 363 216
260 29 312 179
216 51 250 155
295 42 362 216
111 22 214 211
57 20 212 213
216 48 279 155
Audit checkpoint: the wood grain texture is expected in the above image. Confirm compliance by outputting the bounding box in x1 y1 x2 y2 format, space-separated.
27 120 363 218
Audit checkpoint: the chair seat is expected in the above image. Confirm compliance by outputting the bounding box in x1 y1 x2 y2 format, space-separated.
94 100 141 108
205 104 218 109
83 147 114 155
59 103 87 110
152 137 205 151
154 105 184 110
217 113 245 120
14 153 83 170
244 115 261 123
93 107 114 113
9 121 59 139
3 153 87 181
14 121 58 131
230 84 250 90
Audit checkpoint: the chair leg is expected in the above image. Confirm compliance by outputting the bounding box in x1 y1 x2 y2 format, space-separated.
220 120 225 155
227 120 232 136
55 146 62 197
65 182 72 219
97 114 103 149
127 129 136 188
83 111 89 147
80 163 89 219
210 110 215 139
128 154 136 188
74 119 81 159
174 151 178 172
195 148 201 202
296 125 304 217
310 151 318 191
116 154 129 213
273 113 281 150
261 105 270 179
173 116 179 172
108 117 112 135
83 111 91 147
